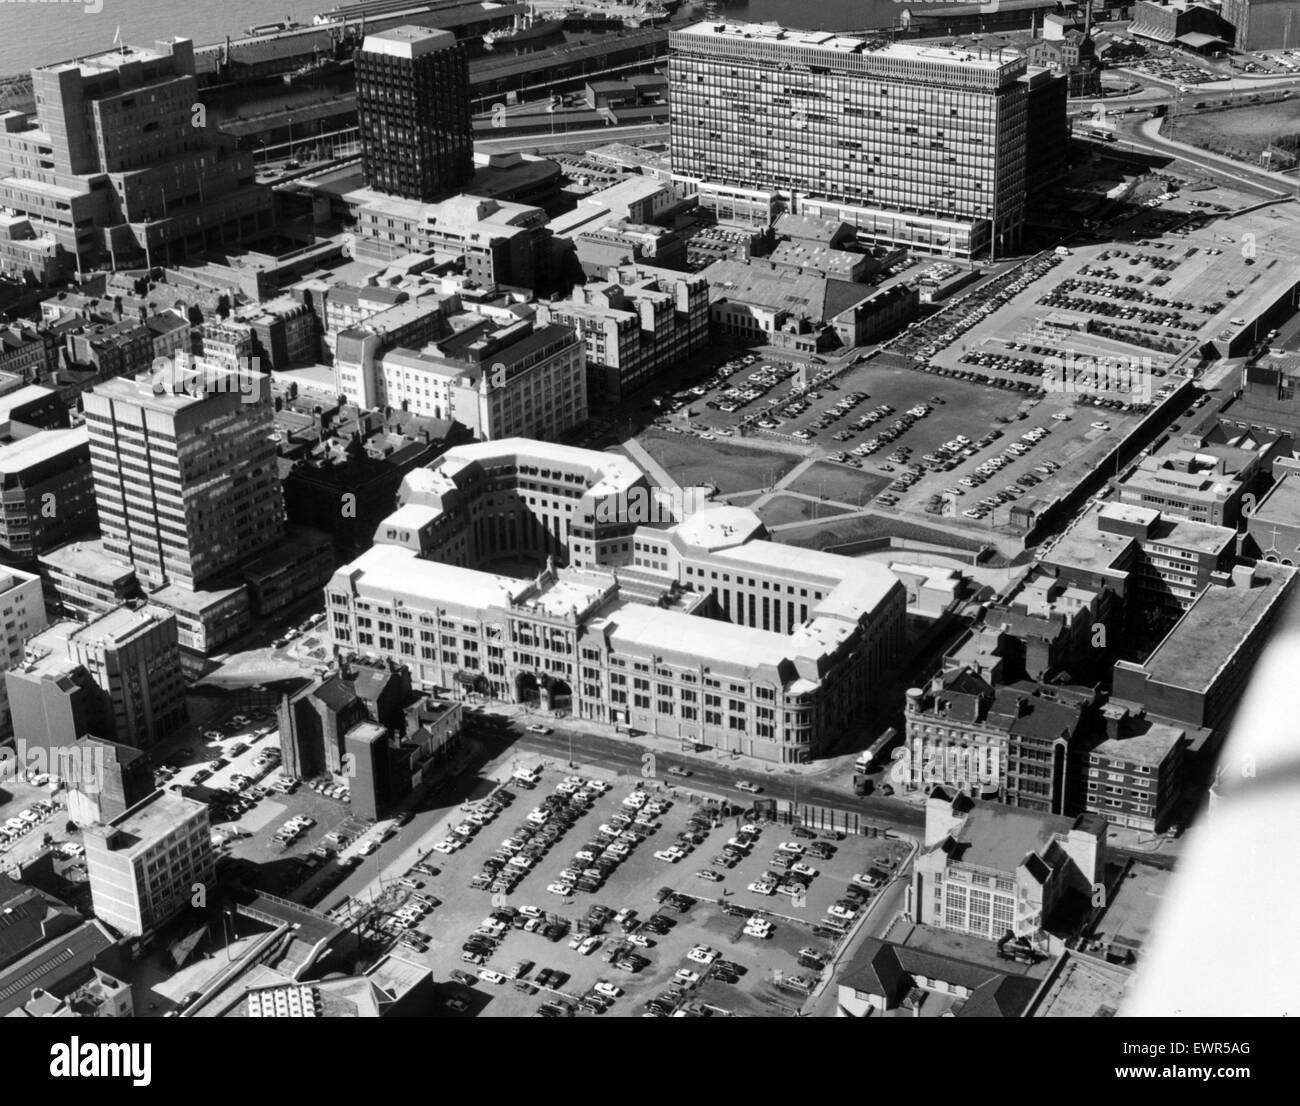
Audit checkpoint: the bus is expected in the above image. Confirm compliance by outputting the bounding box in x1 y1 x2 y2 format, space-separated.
854 727 899 774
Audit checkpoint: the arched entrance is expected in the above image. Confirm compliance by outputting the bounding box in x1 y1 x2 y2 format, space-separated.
542 677 572 716
514 672 540 706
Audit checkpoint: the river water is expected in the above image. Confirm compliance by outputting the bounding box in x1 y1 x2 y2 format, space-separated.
0 0 918 77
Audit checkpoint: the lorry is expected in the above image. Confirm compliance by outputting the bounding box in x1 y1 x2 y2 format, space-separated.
854 727 898 774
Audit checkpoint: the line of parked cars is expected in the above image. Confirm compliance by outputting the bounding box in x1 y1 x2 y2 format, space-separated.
544 780 652 897
0 801 54 848
272 815 315 846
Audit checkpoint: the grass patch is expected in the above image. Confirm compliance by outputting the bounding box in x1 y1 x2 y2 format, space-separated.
1172 98 1300 160
778 513 990 554
638 431 800 494
785 462 890 505
756 495 852 528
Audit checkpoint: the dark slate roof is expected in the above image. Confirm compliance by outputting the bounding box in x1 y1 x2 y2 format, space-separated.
311 675 359 713
0 876 79 971
838 937 1040 1017
0 920 117 1017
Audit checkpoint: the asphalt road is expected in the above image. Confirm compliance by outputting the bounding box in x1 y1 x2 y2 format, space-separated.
1106 119 1295 199
475 123 669 156
513 725 925 834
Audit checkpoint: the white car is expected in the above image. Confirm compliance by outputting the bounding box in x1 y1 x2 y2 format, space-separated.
622 792 648 809
777 842 804 855
1090 421 1110 431
852 873 884 889
578 936 602 956
827 904 857 921
673 969 701 986
747 880 776 896
546 882 574 896
791 862 818 877
478 969 506 984
525 724 552 735
594 982 623 999
687 946 719 966
519 905 544 919
653 848 684 863
735 781 762 794
626 934 653 948
431 840 461 854
744 920 774 939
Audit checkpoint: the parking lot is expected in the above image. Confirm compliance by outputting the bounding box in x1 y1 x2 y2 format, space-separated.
347 759 911 1017
148 701 373 898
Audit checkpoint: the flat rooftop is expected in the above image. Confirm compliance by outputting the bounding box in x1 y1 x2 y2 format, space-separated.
434 437 644 496
1031 950 1131 1017
668 505 766 551
1092 718 1186 765
150 581 249 615
332 544 530 611
0 566 39 593
1137 562 1295 692
597 602 830 670
1249 471 1300 526
672 21 1025 75
85 367 266 414
951 803 1077 873
522 574 612 620
361 25 457 59
94 789 207 853
68 603 167 646
0 384 56 418
1044 501 1234 575
1089 860 1171 961
0 427 87 474
43 40 185 76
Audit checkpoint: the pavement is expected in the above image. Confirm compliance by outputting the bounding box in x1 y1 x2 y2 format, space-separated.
621 435 679 491
803 837 918 1017
501 711 925 837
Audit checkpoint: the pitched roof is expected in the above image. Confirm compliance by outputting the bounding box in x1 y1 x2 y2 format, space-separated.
0 920 117 1016
839 937 1040 1017
0 875 80 971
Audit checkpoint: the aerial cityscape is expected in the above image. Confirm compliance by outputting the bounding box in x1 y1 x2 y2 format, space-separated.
0 0 1293 1050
